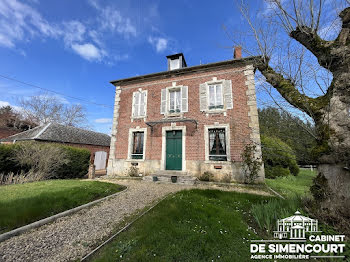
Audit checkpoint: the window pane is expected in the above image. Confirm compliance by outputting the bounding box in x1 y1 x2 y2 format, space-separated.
169 91 174 111
175 90 181 111
208 128 227 161
209 85 215 107
132 132 144 158
216 85 223 106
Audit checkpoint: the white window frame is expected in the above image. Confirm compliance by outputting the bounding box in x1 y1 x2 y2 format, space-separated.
131 89 147 120
204 124 231 163
168 87 182 114
127 127 147 161
208 83 224 110
162 84 188 116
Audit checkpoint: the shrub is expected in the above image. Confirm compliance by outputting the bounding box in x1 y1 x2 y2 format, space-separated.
241 143 263 184
220 174 232 183
55 146 90 179
265 166 291 179
261 135 299 178
0 144 23 175
128 166 139 177
199 171 214 182
0 142 90 182
14 142 69 180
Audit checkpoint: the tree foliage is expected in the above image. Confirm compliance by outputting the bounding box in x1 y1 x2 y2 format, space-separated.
261 135 300 179
258 107 317 164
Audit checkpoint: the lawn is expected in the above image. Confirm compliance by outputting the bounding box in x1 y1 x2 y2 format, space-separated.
91 189 271 262
0 180 125 233
265 168 317 198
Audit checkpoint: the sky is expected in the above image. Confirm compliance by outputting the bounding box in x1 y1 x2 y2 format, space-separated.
0 0 341 134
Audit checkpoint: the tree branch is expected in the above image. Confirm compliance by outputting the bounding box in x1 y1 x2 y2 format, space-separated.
290 26 333 68
255 58 319 117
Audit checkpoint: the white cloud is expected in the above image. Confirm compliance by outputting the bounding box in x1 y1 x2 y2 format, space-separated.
148 36 168 53
94 118 112 124
71 43 105 61
89 1 137 38
0 0 59 48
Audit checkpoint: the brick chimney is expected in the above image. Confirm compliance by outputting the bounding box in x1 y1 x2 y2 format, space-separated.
234 46 242 59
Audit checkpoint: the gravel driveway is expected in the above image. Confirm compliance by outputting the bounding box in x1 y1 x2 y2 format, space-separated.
0 179 271 262
0 180 187 262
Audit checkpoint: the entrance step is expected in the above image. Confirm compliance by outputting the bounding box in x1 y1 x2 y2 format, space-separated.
142 171 197 185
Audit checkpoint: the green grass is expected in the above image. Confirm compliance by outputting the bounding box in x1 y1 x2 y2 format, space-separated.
265 168 317 198
0 180 125 233
91 189 271 262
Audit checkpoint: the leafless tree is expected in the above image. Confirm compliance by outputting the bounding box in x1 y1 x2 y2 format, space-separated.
18 93 88 128
233 0 350 198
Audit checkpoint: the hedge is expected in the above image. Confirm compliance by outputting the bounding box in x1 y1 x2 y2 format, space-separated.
55 146 91 179
0 142 90 179
261 135 300 179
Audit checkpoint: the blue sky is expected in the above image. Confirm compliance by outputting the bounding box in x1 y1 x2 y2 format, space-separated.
2 0 334 134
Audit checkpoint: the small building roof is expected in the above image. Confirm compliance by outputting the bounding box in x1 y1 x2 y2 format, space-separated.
0 122 111 147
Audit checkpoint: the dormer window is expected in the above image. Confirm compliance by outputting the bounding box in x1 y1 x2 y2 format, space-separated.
166 53 187 71
169 59 180 70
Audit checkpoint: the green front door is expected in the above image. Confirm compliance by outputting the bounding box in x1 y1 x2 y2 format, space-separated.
166 130 182 170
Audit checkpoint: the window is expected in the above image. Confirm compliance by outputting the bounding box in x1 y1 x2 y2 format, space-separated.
161 86 188 115
169 89 181 113
131 132 144 159
132 91 147 118
169 59 180 70
208 128 227 161
208 84 223 110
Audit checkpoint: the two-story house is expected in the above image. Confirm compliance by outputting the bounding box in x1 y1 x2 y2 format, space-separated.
107 48 264 182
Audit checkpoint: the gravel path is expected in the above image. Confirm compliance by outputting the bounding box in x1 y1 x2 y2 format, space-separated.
0 179 271 262
0 180 187 262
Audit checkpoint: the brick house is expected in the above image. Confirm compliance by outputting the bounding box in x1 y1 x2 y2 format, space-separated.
1 123 111 171
107 49 264 182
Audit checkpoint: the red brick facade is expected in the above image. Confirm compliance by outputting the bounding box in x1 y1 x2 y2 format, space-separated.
107 57 263 182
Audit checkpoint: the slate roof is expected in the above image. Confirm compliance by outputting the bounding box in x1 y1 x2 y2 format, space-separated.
0 123 111 147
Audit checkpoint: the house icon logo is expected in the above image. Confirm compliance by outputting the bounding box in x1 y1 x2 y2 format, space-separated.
273 211 320 240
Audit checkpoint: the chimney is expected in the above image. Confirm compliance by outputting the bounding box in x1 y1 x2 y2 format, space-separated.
234 46 242 59
166 53 187 71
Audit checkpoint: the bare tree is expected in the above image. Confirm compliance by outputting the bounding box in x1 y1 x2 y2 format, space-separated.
235 0 350 198
18 93 88 128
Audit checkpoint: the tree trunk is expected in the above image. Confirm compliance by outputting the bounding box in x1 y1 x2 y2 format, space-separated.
256 7 350 198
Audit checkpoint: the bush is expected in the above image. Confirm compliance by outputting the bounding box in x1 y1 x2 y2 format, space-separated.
0 144 23 175
265 166 291 179
0 142 90 181
241 143 263 184
55 146 90 179
199 171 214 182
261 135 299 179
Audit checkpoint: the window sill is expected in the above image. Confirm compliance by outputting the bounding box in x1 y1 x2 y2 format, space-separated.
165 112 183 118
126 159 145 162
206 109 226 114
204 160 231 164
